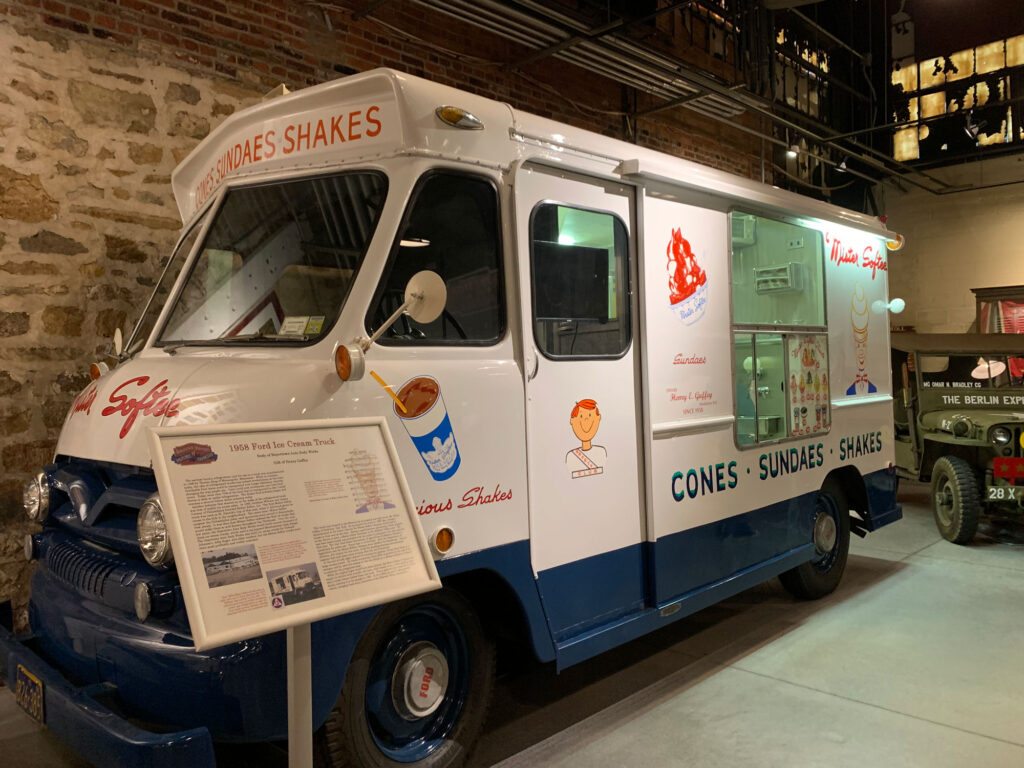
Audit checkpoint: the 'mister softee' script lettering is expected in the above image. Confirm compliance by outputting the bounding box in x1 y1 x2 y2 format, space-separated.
71 383 98 416
101 376 181 439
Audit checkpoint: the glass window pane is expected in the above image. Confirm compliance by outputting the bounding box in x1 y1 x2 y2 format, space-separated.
128 213 207 354
734 332 756 446
755 334 787 442
920 354 1016 388
369 172 503 345
731 213 825 328
531 203 630 358
160 172 387 345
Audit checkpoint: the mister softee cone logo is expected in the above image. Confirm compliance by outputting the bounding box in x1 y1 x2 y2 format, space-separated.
667 228 708 324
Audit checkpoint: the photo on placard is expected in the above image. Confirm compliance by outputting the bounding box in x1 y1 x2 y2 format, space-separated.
265 562 326 606
201 544 262 589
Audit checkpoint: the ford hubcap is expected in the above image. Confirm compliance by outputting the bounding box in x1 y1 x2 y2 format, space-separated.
813 509 837 554
391 641 449 721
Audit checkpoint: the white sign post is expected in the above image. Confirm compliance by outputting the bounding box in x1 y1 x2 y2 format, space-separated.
149 417 440 768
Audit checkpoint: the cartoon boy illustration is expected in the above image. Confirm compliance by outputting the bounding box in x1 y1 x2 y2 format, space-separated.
565 399 606 479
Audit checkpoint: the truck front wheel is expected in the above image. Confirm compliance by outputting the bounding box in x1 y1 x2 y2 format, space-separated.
316 588 495 768
931 455 980 544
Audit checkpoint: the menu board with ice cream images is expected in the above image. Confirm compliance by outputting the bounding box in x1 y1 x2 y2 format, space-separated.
787 334 830 436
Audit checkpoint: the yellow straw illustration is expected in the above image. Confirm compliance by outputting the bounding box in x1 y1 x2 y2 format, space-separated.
370 370 407 413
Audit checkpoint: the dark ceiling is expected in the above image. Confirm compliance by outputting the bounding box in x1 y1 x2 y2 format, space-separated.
348 0 1024 208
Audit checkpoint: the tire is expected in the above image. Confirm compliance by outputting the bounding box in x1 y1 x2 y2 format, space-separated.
930 455 980 544
316 589 495 768
779 480 851 600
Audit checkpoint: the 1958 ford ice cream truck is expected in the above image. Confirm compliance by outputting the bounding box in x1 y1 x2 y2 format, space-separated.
2 69 904 768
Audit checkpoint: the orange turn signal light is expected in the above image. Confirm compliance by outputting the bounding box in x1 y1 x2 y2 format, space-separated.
433 527 455 554
335 345 352 381
885 234 905 252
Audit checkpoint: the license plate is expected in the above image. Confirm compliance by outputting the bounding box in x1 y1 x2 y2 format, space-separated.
987 484 1020 502
14 664 44 724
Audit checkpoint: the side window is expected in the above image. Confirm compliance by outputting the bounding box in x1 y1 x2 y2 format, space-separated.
731 212 829 446
530 203 630 358
368 172 503 345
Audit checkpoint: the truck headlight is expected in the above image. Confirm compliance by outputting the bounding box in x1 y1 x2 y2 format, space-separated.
137 494 174 568
990 426 1012 446
23 471 49 522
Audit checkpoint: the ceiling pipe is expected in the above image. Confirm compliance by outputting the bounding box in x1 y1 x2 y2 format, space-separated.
394 0 960 193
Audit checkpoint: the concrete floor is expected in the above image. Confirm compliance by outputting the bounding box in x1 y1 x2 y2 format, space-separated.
4 480 1024 767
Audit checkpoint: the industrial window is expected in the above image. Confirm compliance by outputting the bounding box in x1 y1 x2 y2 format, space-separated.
731 212 829 446
529 203 630 358
368 171 504 345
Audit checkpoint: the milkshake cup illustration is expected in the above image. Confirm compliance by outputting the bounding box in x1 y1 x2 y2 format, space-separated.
395 375 461 481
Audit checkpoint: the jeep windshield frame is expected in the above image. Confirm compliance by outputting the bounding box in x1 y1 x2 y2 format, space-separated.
155 169 388 349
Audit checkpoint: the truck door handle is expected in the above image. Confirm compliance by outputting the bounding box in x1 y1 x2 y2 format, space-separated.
527 351 539 381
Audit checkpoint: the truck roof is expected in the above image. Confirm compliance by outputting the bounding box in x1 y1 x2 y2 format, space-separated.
891 333 1024 354
171 68 896 241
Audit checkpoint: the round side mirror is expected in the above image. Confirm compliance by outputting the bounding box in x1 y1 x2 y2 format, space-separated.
405 271 447 324
113 327 123 356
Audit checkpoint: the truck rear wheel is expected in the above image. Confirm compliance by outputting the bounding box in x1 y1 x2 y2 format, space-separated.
316 588 494 768
779 480 851 600
931 455 980 544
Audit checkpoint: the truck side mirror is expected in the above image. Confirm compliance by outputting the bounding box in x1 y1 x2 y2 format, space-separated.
335 270 447 381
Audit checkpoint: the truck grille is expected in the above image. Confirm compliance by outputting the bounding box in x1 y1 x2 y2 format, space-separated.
46 538 122 601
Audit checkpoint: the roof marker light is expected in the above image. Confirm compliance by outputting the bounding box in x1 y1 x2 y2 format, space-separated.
885 234 905 251
435 106 484 130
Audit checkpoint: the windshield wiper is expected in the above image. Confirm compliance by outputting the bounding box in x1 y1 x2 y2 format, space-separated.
161 333 310 354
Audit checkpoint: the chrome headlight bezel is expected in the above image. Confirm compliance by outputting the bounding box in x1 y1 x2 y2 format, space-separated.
137 493 174 569
23 470 50 522
990 426 1013 446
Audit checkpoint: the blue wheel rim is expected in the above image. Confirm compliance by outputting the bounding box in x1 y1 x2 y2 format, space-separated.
364 603 470 763
812 492 840 573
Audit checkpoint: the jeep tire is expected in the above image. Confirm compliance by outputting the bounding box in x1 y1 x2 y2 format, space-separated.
931 455 980 544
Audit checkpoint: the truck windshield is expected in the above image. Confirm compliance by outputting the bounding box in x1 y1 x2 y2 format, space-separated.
157 171 387 347
124 208 210 357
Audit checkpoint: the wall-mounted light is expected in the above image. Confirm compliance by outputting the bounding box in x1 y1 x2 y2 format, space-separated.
786 144 799 158
835 158 848 173
872 298 906 315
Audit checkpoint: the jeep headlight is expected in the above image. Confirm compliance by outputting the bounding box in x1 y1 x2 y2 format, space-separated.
990 426 1013 446
137 494 174 568
951 417 973 438
23 471 49 522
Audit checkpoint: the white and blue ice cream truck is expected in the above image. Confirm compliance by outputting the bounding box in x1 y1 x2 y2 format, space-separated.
2 68 903 767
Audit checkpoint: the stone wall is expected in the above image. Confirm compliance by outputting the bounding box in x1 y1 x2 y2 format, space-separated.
0 1 768 628
0 18 264 627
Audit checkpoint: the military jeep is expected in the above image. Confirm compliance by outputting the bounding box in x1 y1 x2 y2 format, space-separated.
892 333 1024 543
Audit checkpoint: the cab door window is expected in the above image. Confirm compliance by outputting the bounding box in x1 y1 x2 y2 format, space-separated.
367 171 503 345
529 203 630 358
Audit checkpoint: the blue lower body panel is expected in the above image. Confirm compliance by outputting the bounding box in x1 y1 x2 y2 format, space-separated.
0 603 216 768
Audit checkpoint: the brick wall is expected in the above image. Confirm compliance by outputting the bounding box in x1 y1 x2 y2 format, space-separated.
0 0 766 626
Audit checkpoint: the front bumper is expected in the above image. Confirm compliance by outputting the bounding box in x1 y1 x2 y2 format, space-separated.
0 601 216 768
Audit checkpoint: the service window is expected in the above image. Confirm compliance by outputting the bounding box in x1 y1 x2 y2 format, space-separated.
367 171 503 345
731 212 830 445
530 203 630 358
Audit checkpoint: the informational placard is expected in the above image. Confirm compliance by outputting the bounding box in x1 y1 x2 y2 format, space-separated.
149 418 440 651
